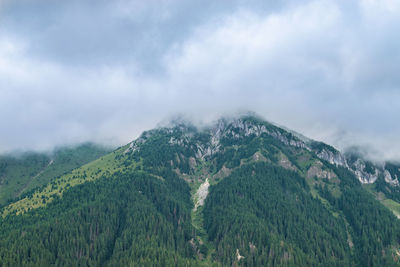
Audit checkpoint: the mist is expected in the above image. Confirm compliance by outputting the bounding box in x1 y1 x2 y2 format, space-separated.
1 0 400 161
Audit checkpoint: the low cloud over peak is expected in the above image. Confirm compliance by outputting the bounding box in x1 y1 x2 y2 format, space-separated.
1 0 399 161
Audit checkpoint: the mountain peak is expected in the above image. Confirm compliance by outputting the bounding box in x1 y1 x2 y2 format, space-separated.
2 113 400 266
125 113 400 187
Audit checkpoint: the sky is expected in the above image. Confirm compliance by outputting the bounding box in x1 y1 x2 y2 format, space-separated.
0 0 399 162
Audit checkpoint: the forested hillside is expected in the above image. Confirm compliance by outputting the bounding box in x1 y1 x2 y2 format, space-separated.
1 115 399 266
0 143 111 206
0 170 202 266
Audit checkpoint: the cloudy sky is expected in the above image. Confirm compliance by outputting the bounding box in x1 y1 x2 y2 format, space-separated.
1 0 399 161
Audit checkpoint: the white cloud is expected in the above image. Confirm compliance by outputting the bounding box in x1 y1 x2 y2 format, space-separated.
0 0 399 161
360 0 400 16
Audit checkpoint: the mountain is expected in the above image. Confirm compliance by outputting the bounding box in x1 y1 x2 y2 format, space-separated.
0 143 112 206
0 114 400 266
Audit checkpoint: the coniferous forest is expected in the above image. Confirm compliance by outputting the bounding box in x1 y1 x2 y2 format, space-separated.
1 116 400 266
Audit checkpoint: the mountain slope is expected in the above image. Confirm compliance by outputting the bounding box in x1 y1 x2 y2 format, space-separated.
0 143 111 205
1 114 400 266
0 170 200 266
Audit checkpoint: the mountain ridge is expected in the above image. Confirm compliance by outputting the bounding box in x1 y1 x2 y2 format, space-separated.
127 114 399 185
2 114 399 218
1 113 400 266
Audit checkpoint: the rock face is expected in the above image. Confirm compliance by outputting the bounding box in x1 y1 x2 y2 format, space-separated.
306 161 337 180
310 143 399 185
349 159 379 184
384 170 400 186
279 153 297 171
125 114 399 187
316 149 348 167
384 170 399 186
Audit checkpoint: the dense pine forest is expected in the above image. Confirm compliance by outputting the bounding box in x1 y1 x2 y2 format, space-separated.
1 116 400 266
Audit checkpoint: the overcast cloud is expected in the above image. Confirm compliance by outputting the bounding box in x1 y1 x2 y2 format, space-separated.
1 0 399 161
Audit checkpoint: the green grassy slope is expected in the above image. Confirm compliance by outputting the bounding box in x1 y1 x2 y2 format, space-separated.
0 153 49 205
0 143 111 206
2 145 125 216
